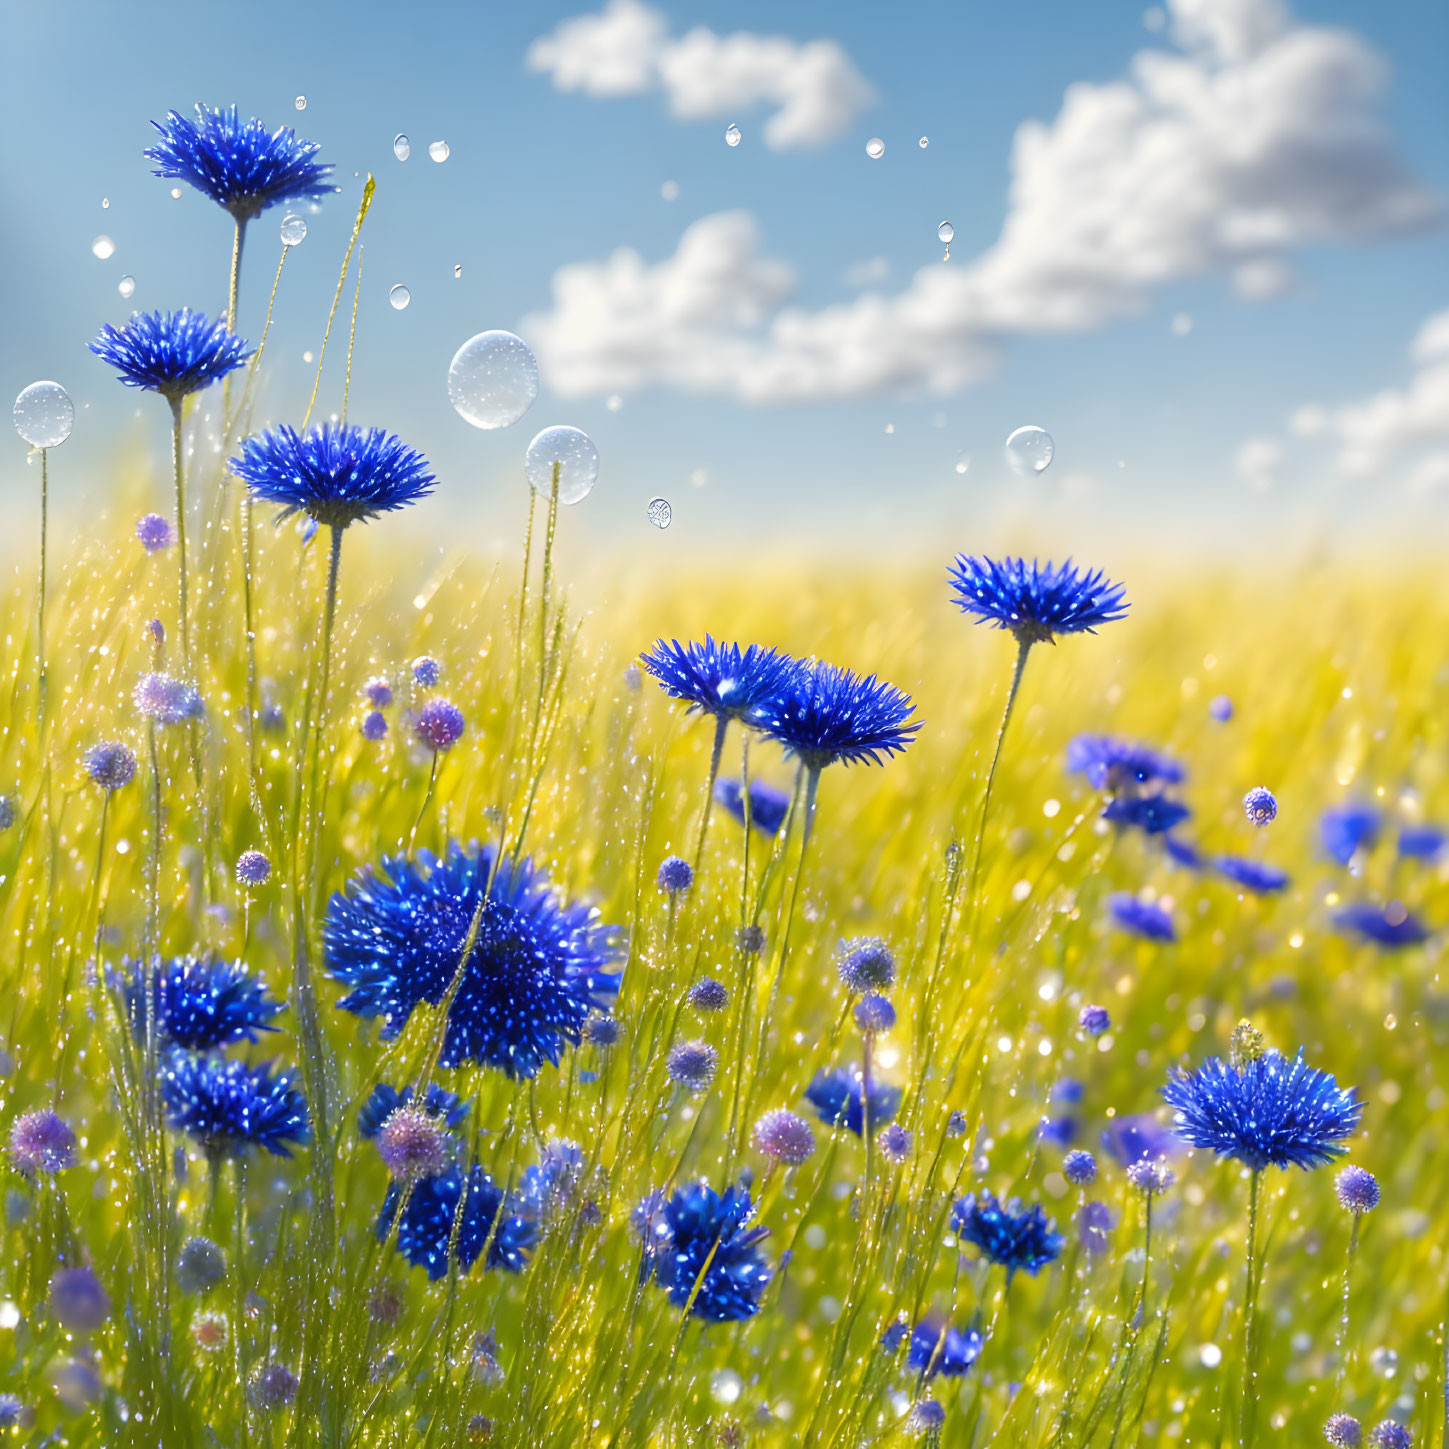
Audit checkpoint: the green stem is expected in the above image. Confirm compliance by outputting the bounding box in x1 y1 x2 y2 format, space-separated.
169 397 190 672
233 1155 250 1449
693 714 729 875
1240 1168 1264 1449
227 217 246 333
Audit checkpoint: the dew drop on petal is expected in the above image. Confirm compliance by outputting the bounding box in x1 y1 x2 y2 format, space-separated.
295 95 307 110
393 133 411 161
647 497 672 529
938 221 954 245
389 284 411 310
525 426 598 505
725 124 741 147
449 331 539 430
428 140 449 163
91 235 115 260
865 137 885 159
14 382 76 449
1005 425 1055 476
118 275 135 300
280 213 307 247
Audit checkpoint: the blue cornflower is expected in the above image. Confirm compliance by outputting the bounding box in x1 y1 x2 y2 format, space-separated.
1321 804 1381 865
1212 856 1290 893
756 659 920 771
324 841 621 1079
638 637 794 723
84 740 138 792
948 555 1128 644
837 937 896 993
1038 1116 1077 1148
160 1055 309 1159
1108 893 1176 941
713 777 791 836
950 1191 1064 1278
854 993 896 1034
1369 1423 1411 1449
123 955 284 1050
656 856 694 894
639 1181 772 1322
1065 735 1183 792
1163 1049 1362 1171
1164 834 1202 869
230 423 435 530
1334 901 1430 949
804 1065 901 1137
518 1139 587 1223
1398 824 1446 860
357 1082 468 1139
377 1163 535 1280
145 105 336 221
1063 1149 1097 1186
906 1319 985 1379
1079 1004 1111 1037
1100 1113 1178 1168
90 309 249 401
1243 786 1278 826
1102 795 1191 835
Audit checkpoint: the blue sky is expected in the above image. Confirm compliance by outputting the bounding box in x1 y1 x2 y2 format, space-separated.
2 0 1446 560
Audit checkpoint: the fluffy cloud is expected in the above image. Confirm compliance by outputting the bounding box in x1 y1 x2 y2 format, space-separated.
526 0 1439 404
1244 306 1449 491
526 0 874 149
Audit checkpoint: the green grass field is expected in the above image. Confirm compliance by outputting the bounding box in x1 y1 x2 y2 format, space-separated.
1 463 1446 1448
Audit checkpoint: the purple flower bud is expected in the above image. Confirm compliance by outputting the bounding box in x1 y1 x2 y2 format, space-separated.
411 655 441 687
50 1267 111 1333
235 849 271 888
84 740 137 791
854 993 896 1034
375 1107 448 1185
666 1039 717 1093
1243 786 1278 826
1335 1165 1380 1215
1063 1149 1097 1186
364 676 394 708
361 709 388 741
1079 1003 1111 1037
135 513 175 550
687 977 728 1012
752 1108 816 1167
656 855 693 893
9 1109 77 1173
414 697 464 751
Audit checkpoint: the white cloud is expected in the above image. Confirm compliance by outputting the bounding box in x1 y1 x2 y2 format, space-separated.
527 0 1440 403
1236 436 1282 489
843 256 891 289
526 0 874 149
1239 306 1449 491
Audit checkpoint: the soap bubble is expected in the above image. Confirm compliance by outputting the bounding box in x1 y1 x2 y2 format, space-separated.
725 124 741 147
525 426 598 505
428 140 449 163
14 382 75 449
393 133 411 161
280 213 307 247
865 138 885 159
389 284 410 310
448 331 539 430
1005 425 1055 476
647 497 672 529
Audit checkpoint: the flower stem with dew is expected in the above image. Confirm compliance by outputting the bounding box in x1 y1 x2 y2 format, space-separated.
407 752 439 856
692 714 729 875
1240 1167 1264 1449
227 217 247 333
514 488 537 690
1338 1212 1361 1391
169 396 191 672
233 1154 250 1449
36 447 47 736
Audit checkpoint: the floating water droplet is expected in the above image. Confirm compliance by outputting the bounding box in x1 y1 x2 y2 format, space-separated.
453 264 462 279
884 423 894 435
661 179 679 201
14 382 75 449
170 187 182 200
393 133 411 161
919 137 929 149
91 235 115 260
647 497 672 528
725 124 741 148
428 140 449 163
1005 425 1055 476
118 275 135 300
279 213 307 247
448 331 539 430
101 197 110 209
955 453 970 475
389 284 411 310
865 137 885 159
710 1369 742 1405
303 350 315 364
295 95 307 111
525 426 598 505
938 221 955 245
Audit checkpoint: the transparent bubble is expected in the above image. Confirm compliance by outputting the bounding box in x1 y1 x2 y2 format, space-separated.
865 137 885 159
938 221 954 245
725 124 741 148
428 140 449 163
647 497 672 529
295 95 307 111
101 197 110 209
280 213 307 247
171 188 182 200
525 426 598 505
118 275 135 300
448 331 539 430
955 453 970 475
918 137 929 149
14 382 75 449
1005 425 1055 476
393 133 411 162
91 235 115 260
389 284 410 310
